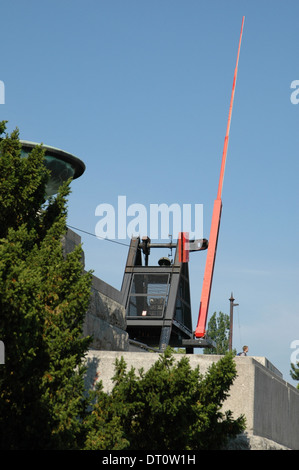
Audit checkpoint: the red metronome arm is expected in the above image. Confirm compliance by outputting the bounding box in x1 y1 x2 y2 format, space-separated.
195 16 245 338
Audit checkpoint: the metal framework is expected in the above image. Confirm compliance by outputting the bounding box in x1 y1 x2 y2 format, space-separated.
121 236 211 352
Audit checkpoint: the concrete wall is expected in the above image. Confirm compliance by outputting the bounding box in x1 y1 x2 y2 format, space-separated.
63 228 129 351
62 227 85 265
252 364 298 448
84 351 299 450
83 275 129 351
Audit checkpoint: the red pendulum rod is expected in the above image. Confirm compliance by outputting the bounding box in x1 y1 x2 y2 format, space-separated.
195 16 245 338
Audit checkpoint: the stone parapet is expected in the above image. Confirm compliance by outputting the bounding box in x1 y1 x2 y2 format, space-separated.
83 275 129 351
63 228 129 351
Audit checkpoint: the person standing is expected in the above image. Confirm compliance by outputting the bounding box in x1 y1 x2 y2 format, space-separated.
237 345 248 356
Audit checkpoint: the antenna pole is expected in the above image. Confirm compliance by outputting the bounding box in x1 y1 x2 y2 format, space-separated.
195 17 244 338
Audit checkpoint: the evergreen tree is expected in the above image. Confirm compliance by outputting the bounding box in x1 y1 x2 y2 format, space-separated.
83 382 130 450
203 311 231 355
87 348 245 450
0 122 93 449
290 362 299 389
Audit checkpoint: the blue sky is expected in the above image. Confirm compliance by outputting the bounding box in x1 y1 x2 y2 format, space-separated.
1 0 298 385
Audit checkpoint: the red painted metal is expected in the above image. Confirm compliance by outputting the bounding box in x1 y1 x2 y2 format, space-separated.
178 232 189 263
195 17 244 338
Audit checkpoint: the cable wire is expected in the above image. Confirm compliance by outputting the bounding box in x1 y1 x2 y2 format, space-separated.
66 224 131 247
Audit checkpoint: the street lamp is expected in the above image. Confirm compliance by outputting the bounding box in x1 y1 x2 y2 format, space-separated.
229 293 239 351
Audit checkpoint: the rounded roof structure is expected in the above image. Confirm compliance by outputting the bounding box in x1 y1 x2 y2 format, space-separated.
20 140 85 196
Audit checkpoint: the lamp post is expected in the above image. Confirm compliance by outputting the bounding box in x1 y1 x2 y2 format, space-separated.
229 293 239 351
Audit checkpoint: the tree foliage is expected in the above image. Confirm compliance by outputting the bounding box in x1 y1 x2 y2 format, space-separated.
204 311 231 355
290 362 299 389
0 122 93 449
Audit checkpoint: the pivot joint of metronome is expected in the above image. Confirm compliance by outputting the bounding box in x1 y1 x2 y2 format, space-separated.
178 232 208 263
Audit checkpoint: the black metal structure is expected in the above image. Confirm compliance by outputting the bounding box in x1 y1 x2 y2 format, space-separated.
121 236 214 352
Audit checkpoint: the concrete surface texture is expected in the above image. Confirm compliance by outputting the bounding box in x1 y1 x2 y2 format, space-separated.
83 274 129 351
64 229 130 351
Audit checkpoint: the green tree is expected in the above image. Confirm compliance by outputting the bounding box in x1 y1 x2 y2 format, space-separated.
83 383 130 450
290 362 299 389
0 122 93 449
87 348 245 450
204 311 231 355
